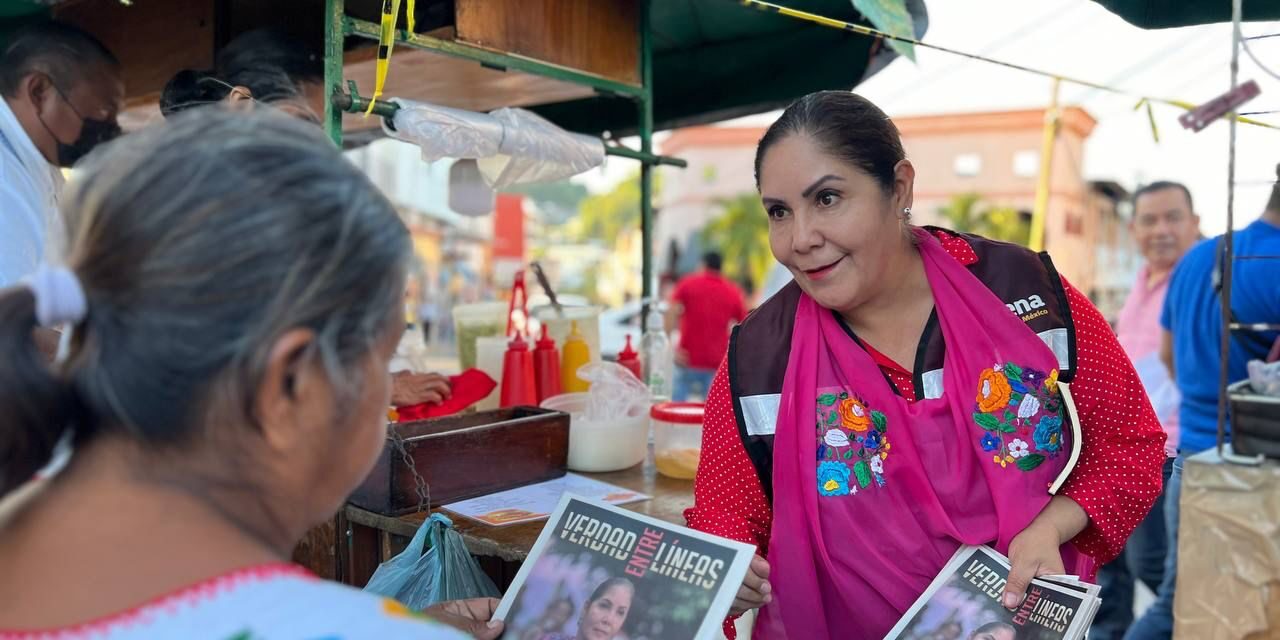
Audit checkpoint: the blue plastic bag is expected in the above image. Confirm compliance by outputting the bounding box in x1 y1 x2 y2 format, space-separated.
363 513 500 609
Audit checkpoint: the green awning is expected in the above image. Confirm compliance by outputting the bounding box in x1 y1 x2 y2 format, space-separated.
1091 0 1280 29
535 0 922 135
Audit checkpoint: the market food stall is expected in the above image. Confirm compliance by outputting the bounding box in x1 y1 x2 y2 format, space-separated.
1 0 921 594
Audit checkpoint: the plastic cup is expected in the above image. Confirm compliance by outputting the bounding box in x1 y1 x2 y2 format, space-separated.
453 302 510 370
474 336 508 412
651 402 704 480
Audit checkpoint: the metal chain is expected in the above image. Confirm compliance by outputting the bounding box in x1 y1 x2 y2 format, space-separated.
389 427 430 513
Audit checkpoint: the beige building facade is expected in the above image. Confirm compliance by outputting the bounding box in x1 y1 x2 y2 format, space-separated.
658 107 1137 310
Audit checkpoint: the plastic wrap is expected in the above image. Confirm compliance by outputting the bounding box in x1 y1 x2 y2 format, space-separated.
1249 360 1280 397
1175 449 1280 639
384 99 503 162
476 108 605 188
386 100 605 189
578 361 652 423
363 513 500 609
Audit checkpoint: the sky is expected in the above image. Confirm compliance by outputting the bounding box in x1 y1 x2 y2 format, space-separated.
578 0 1280 235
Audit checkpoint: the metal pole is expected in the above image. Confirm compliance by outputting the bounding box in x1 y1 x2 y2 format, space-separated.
324 0 346 147
1028 77 1061 252
639 0 655 308
1217 0 1243 456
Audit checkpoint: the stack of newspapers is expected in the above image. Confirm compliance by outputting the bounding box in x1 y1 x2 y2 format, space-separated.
887 545 1102 640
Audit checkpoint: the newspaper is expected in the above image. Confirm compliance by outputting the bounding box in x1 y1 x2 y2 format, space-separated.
494 494 755 640
886 545 1101 640
442 473 650 527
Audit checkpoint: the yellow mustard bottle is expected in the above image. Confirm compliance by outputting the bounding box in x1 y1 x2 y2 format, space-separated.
561 320 591 393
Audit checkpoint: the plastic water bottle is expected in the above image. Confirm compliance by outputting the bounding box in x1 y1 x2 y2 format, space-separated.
640 299 673 403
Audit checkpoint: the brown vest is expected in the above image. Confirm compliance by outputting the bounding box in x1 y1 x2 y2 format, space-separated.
728 228 1078 502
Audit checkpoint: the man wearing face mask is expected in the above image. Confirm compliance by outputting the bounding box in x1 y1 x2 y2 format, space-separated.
0 21 123 287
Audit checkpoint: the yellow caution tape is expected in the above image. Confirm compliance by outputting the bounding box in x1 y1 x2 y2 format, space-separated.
1134 99 1160 143
367 0 404 116
737 0 1279 132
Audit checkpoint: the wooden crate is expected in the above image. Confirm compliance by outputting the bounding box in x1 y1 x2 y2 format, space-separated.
349 407 569 516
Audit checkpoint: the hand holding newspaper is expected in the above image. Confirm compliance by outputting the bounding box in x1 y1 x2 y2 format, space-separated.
885 545 1101 640
494 495 755 640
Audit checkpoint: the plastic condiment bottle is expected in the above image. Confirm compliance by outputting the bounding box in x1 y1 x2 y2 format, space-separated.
561 320 591 393
533 325 562 403
617 334 642 381
500 333 537 407
640 299 673 402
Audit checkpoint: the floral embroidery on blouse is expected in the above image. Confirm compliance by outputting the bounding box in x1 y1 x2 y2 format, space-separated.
816 389 890 495
972 362 1066 471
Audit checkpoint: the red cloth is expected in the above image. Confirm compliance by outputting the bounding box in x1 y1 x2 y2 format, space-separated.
671 270 747 369
685 231 1166 639
394 369 497 422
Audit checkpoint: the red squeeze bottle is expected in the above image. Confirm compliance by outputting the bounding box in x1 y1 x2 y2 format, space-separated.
533 325 562 403
617 334 642 381
500 333 537 408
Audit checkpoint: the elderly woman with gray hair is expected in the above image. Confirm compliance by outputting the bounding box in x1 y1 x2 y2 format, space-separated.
160 29 455 411
0 110 497 638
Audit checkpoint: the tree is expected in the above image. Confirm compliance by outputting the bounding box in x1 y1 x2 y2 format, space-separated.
937 192 1031 245
703 192 773 292
504 181 588 225
563 171 660 244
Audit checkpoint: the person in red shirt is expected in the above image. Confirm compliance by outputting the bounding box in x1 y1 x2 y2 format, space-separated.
667 251 747 401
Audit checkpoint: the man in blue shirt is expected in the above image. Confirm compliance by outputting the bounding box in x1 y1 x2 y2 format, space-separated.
1127 169 1280 640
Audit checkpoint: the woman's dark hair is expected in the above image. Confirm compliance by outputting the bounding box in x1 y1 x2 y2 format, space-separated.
160 29 322 116
217 28 323 86
587 577 635 606
754 90 905 193
0 108 411 495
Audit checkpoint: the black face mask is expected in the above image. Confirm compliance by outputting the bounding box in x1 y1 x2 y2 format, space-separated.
37 80 122 168
53 115 121 167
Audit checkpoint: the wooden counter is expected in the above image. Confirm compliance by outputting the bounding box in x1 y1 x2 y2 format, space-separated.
336 452 696 589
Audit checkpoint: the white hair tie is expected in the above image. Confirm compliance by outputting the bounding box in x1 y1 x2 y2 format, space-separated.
22 265 87 327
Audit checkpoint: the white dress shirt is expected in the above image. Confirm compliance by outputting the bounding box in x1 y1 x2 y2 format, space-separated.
0 96 65 286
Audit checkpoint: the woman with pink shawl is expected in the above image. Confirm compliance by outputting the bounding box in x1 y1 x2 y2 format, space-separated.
684 92 1166 639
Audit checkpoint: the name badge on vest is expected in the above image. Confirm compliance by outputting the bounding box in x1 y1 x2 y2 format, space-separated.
741 393 781 436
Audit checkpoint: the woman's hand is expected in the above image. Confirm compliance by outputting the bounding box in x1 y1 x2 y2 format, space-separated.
730 554 772 616
424 597 504 640
1003 522 1064 609
391 371 452 407
1002 495 1088 610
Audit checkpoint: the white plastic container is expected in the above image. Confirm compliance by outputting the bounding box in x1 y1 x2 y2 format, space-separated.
651 402 704 480
541 392 647 472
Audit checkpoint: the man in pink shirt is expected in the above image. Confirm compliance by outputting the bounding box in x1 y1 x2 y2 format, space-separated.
1093 182 1200 640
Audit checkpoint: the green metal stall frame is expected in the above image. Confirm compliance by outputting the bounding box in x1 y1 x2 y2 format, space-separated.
321 0 682 305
